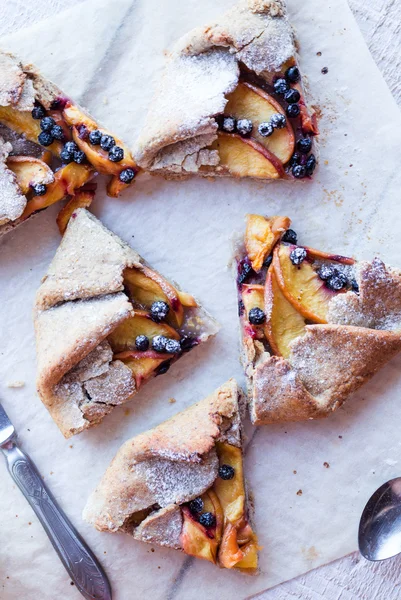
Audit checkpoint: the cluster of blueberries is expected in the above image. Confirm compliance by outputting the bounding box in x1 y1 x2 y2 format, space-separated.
135 300 181 354
30 102 136 195
273 66 302 118
188 464 235 528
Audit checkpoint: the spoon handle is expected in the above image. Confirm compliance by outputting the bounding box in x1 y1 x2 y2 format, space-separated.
1 441 112 600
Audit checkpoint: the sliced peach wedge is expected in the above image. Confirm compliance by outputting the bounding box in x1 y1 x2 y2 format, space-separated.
56 188 95 235
224 82 295 163
209 133 284 179
245 214 291 272
273 243 343 324
181 491 224 565
241 284 264 318
108 310 180 353
123 266 196 329
264 268 306 358
6 156 54 195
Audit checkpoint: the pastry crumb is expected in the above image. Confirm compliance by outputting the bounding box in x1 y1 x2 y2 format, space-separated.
296 489 303 496
168 398 176 404
323 462 330 468
124 408 131 416
293 470 297 474
7 380 25 388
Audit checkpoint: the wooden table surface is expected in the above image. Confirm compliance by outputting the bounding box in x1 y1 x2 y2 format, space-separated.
1 1 401 598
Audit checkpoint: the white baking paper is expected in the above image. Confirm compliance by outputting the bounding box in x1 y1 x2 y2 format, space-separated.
1 0 401 598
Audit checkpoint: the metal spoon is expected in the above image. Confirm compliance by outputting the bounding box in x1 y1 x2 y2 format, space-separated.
359 477 401 561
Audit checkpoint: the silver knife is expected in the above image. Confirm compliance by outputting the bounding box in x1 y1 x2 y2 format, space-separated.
0 401 112 600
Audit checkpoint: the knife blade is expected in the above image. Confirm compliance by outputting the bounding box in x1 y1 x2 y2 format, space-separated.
0 401 112 600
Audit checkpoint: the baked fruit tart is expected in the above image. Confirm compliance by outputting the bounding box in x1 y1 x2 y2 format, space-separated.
134 0 317 181
34 209 219 438
84 379 259 573
236 214 401 424
0 49 139 236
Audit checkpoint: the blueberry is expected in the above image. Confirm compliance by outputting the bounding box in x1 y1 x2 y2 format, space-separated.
189 497 204 514
50 125 65 141
282 229 298 244
119 168 136 184
155 361 171 375
318 264 335 280
285 66 300 83
199 512 216 528
292 164 306 179
89 129 102 145
248 307 266 325
31 183 47 196
150 301 170 322
290 247 307 265
237 260 252 285
165 339 181 354
100 134 115 151
180 336 198 352
73 150 86 164
38 131 54 146
238 299 245 316
351 279 359 293
108 146 124 162
219 464 235 480
40 117 56 132
236 119 253 136
286 103 300 118
284 89 301 104
60 149 73 163
64 141 78 153
263 254 273 268
274 78 289 95
152 335 168 353
326 272 347 291
290 153 301 167
135 335 149 351
270 113 286 129
258 122 274 137
305 154 317 176
31 104 46 120
222 116 236 132
297 138 312 154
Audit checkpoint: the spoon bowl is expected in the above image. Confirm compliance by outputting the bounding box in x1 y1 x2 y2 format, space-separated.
359 477 401 561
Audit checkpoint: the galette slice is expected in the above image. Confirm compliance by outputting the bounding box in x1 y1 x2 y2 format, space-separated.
236 214 401 424
34 208 219 438
83 379 259 573
134 0 317 181
0 49 139 236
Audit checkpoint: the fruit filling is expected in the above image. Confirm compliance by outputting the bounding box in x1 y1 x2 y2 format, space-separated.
181 442 259 572
237 215 356 359
107 266 202 389
212 64 318 180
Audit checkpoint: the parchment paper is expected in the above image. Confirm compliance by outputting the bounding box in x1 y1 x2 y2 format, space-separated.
1 0 401 598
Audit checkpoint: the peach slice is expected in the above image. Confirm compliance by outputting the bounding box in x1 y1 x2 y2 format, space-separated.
124 267 184 328
241 284 264 317
304 246 355 266
6 156 54 195
218 523 244 569
108 310 180 354
0 106 63 155
225 82 295 163
213 443 245 524
181 507 218 564
56 189 95 235
264 268 306 358
117 354 170 389
273 244 337 324
63 104 138 182
245 214 291 271
210 133 284 179
177 290 198 308
20 163 93 221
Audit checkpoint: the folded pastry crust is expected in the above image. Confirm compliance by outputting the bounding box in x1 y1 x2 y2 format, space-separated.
134 0 317 180
84 379 258 572
34 209 219 438
246 258 401 424
0 49 137 236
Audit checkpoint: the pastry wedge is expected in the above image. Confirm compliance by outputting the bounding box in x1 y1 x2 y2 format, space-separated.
236 214 401 424
0 49 139 236
83 379 259 573
134 0 317 181
34 208 219 438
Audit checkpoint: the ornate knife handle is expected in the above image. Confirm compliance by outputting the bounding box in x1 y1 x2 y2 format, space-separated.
1 442 111 600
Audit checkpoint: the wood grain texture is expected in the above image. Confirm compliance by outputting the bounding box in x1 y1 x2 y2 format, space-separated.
0 0 400 598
